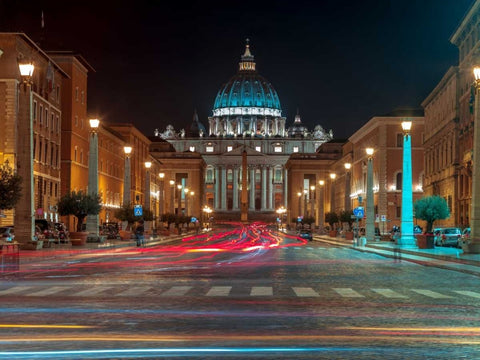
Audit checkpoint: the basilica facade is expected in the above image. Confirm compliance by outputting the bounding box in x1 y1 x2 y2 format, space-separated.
155 41 332 219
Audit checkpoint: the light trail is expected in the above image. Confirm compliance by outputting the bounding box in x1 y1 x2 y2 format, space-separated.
0 324 94 329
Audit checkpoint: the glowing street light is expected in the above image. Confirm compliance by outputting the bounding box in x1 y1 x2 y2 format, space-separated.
344 163 351 211
399 120 416 247
123 146 132 205
366 148 375 242
86 118 100 237
318 180 325 230
144 162 152 211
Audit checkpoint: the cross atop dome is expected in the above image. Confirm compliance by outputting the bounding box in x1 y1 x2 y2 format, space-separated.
239 38 256 72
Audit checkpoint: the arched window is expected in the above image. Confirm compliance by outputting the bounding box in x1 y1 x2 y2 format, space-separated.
396 172 402 190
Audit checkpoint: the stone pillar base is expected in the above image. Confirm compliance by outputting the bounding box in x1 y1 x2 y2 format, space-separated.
465 242 480 254
397 236 418 248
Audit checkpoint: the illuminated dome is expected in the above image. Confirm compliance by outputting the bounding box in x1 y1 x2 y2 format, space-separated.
209 40 286 137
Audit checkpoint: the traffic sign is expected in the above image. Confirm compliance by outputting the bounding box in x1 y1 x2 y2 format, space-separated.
134 205 143 216
353 207 364 218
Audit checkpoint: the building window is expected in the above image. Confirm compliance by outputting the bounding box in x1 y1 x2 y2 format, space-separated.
189 146 195 152
274 168 282 182
396 172 402 190
56 85 60 100
33 101 37 121
45 109 48 127
44 142 48 163
206 168 214 183
255 146 261 152
81 91 85 104
74 146 77 162
396 206 401 218
206 146 214 153
56 116 60 133
75 87 79 101
51 114 54 131
75 116 78 127
396 133 403 147
39 105 43 125
274 146 282 153
293 146 299 153
227 146 233 152
227 169 233 182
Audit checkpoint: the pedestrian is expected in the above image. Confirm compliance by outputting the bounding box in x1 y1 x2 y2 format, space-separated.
393 244 401 262
135 220 145 247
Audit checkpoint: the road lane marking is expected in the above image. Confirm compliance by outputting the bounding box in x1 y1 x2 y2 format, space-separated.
372 288 408 298
293 287 319 297
251 286 273 296
206 286 232 297
332 288 364 298
26 286 67 296
453 290 480 299
71 286 112 297
0 286 32 295
115 287 152 297
160 286 192 296
411 289 452 298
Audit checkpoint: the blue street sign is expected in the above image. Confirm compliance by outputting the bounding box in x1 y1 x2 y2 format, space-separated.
353 207 364 218
134 205 143 216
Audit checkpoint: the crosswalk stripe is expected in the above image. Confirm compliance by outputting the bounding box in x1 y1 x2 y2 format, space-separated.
26 286 67 296
160 286 192 296
293 287 319 297
453 290 480 299
71 286 112 297
206 286 232 297
0 286 32 295
333 288 364 298
372 288 408 298
115 286 152 297
411 289 452 298
251 286 273 296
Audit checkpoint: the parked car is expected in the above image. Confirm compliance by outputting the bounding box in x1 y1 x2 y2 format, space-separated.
34 225 45 241
462 227 471 241
0 226 15 242
54 222 69 242
433 227 462 247
298 229 313 241
414 225 423 234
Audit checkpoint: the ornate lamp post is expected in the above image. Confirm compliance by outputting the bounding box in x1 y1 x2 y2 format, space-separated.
468 65 480 252
144 162 151 211
177 184 182 215
123 146 132 205
276 206 286 230
159 173 165 225
366 148 375 242
15 61 35 245
310 185 315 220
318 180 325 231
297 192 302 221
184 188 189 216
202 205 212 230
169 180 175 214
329 173 336 212
344 163 352 211
303 189 308 220
86 119 100 237
399 120 416 247
188 191 194 216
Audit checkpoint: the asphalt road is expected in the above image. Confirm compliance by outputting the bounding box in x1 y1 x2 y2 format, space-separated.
1 223 479 359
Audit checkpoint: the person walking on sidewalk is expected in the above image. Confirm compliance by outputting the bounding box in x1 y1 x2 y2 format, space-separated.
135 220 145 247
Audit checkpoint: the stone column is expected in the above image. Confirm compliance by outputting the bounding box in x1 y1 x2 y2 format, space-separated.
233 166 239 210
221 166 227 210
249 167 255 210
261 166 267 211
268 167 274 210
214 166 220 210
283 167 288 208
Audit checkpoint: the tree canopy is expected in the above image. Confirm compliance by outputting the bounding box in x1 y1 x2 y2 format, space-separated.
0 162 22 211
413 195 450 233
57 191 102 231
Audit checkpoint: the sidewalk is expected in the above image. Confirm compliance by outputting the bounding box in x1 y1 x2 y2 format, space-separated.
314 234 480 276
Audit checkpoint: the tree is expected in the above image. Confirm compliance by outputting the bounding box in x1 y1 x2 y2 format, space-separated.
325 211 339 229
57 191 102 232
339 209 354 230
303 216 315 227
0 162 22 211
413 195 450 233
114 203 154 230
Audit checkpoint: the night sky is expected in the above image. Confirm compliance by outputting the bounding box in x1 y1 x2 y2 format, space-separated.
0 0 474 139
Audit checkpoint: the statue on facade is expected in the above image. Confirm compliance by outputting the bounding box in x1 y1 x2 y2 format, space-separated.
180 128 185 138
160 125 176 139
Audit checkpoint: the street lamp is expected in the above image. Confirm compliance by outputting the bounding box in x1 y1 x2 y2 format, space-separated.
169 180 175 214
399 120 416 247
184 188 189 216
144 162 152 211
318 180 325 231
469 65 480 253
159 173 165 226
303 189 308 221
366 148 375 243
202 205 212 230
177 184 183 215
329 173 336 213
310 185 315 220
297 191 302 220
86 118 100 237
15 61 35 244
344 163 352 211
123 146 132 205
276 206 286 230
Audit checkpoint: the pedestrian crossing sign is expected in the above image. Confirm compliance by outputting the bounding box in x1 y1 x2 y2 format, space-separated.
134 205 143 216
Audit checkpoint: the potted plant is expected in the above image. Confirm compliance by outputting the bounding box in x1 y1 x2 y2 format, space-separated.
303 216 315 230
413 195 450 249
340 210 355 240
57 191 102 245
114 203 139 240
325 212 339 237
